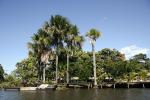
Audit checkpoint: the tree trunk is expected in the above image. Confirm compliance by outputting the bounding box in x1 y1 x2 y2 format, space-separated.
38 62 42 81
56 55 58 84
66 54 69 84
92 43 97 86
43 65 45 83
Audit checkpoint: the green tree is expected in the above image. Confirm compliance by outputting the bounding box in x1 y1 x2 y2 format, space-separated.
44 15 70 84
16 57 38 86
0 64 4 82
64 25 84 84
28 29 51 83
97 48 126 81
127 53 150 81
69 51 93 81
86 28 101 87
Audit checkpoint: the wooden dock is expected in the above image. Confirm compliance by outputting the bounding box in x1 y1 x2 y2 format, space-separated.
98 82 150 89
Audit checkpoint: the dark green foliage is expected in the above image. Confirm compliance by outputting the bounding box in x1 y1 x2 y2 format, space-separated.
96 48 126 80
69 52 93 81
15 57 38 86
0 64 4 82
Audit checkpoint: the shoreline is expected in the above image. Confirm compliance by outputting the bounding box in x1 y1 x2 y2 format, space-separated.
1 82 150 91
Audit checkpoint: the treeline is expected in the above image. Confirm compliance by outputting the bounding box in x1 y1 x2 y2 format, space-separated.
15 49 150 86
0 64 20 88
0 15 150 87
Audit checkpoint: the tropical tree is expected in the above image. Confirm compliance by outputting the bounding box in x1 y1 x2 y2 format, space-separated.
86 28 101 87
44 15 70 84
64 25 84 84
28 29 51 83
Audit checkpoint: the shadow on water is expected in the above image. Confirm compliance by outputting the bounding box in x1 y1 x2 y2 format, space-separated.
1 89 150 100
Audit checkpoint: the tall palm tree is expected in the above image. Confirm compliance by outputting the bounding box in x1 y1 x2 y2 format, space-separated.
86 28 101 87
64 25 84 84
45 15 70 84
28 29 51 83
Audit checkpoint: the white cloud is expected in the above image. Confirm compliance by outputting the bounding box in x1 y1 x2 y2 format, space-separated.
120 45 150 59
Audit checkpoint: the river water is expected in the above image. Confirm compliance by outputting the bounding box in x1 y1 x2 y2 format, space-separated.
0 89 150 100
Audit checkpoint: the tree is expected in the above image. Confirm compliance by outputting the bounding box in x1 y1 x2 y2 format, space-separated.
64 25 84 84
127 53 150 81
86 28 101 87
69 51 93 81
0 64 4 82
16 57 38 86
28 29 51 83
97 48 126 80
45 15 70 84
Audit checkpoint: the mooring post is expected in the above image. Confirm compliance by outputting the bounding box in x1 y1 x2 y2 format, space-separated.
143 84 145 88
114 84 116 89
128 83 129 88
100 84 103 89
88 84 90 89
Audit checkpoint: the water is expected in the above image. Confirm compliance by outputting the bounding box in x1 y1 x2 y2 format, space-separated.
0 89 150 100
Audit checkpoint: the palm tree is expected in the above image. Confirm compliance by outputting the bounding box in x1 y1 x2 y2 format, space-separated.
28 29 51 83
65 25 84 84
86 28 101 87
46 15 70 84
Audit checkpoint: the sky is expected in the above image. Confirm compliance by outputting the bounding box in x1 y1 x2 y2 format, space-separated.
0 0 150 74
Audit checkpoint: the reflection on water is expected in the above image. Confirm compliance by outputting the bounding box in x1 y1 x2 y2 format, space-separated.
0 89 150 100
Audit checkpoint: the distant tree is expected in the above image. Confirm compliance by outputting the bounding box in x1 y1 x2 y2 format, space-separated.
131 53 148 62
128 53 150 81
0 64 4 82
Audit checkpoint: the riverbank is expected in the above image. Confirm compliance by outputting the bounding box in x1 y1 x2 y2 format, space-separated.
1 82 150 91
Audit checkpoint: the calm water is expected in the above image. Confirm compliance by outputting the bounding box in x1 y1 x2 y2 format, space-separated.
0 89 150 100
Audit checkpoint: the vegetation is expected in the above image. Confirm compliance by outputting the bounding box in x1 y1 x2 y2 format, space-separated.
0 15 150 88
15 57 38 86
0 68 21 88
0 64 4 83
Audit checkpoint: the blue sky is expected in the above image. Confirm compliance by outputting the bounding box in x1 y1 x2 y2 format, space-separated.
0 0 150 73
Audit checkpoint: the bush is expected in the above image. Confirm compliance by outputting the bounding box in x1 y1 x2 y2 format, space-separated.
0 75 21 88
